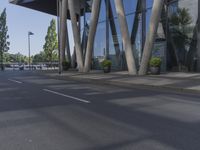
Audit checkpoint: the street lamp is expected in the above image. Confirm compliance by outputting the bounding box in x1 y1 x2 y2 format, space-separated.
28 31 34 70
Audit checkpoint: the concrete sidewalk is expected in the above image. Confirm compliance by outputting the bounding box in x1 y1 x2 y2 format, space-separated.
41 70 200 93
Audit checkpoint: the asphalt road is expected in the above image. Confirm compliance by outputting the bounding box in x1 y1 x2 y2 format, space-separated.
0 71 200 150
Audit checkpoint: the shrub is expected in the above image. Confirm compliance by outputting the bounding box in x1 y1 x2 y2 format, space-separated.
62 61 70 70
149 57 161 67
101 59 112 68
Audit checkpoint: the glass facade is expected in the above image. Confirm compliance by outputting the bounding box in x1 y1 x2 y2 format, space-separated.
167 0 198 72
81 0 199 72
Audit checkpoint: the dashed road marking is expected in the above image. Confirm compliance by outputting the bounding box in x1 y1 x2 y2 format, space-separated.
43 89 91 104
8 79 23 84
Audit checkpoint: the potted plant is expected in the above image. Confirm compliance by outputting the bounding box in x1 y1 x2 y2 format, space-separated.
62 61 70 71
149 57 162 75
101 59 112 73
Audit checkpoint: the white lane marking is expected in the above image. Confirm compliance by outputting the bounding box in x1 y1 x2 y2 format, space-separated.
8 79 23 84
43 89 91 104
84 92 102 95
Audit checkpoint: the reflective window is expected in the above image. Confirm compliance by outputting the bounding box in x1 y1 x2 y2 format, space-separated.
79 0 199 72
167 0 198 72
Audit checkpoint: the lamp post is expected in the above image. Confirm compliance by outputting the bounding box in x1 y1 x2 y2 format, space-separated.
28 31 34 70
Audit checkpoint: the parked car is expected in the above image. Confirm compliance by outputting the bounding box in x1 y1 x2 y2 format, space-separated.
19 65 24 70
11 65 20 70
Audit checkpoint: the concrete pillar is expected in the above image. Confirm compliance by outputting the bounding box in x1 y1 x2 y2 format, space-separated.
68 0 84 72
84 0 101 72
71 47 77 68
66 23 71 63
108 0 120 65
60 0 67 65
57 0 62 73
105 0 110 59
197 0 200 72
82 5 87 60
139 0 164 75
131 0 141 45
114 0 137 75
141 0 146 50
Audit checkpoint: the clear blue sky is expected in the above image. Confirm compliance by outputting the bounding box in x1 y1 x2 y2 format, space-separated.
0 0 57 56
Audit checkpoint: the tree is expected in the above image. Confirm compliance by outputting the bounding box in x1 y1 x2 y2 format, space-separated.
43 19 58 66
32 51 46 63
0 8 10 70
3 52 27 64
169 8 193 71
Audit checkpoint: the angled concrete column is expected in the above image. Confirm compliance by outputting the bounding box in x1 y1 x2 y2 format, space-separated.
65 23 71 63
57 0 62 73
197 1 200 72
84 0 101 72
81 26 88 59
105 0 109 59
68 0 84 71
131 0 141 45
139 0 164 75
71 46 77 68
141 0 146 50
108 0 120 65
114 0 137 75
60 0 67 65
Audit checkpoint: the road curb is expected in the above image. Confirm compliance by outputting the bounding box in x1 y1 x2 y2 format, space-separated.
40 72 200 95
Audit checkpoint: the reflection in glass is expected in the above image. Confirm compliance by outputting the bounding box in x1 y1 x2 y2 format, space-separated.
167 0 198 72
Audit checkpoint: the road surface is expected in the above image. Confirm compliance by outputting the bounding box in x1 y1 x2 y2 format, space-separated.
0 71 200 150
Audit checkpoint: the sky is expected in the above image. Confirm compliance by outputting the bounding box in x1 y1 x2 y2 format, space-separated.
0 0 57 56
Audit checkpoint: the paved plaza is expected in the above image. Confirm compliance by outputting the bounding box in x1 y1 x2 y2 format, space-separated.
44 70 200 93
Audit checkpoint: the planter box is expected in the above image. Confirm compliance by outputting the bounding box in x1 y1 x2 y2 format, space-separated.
150 66 160 75
103 66 111 73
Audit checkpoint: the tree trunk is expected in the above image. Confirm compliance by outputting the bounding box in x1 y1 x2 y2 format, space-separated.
84 0 101 72
68 0 84 72
139 0 164 75
114 0 137 75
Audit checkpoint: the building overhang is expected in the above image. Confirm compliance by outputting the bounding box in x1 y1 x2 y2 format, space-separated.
9 0 90 18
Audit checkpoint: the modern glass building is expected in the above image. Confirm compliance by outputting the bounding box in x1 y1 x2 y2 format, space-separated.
90 0 199 72
10 0 200 73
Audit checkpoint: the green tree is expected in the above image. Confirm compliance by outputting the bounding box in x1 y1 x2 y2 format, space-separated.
0 8 10 70
52 50 58 62
32 51 46 63
43 19 58 66
3 52 27 64
169 8 193 71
